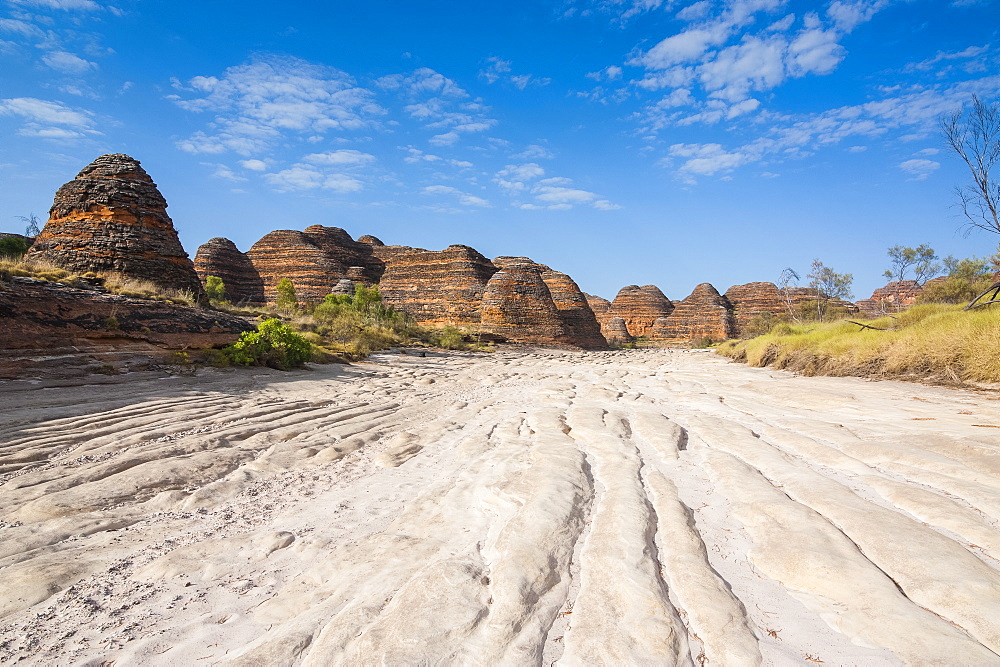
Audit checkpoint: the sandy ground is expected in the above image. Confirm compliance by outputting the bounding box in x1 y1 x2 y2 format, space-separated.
1 348 1000 665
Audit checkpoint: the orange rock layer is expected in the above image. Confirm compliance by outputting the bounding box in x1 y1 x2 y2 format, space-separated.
28 154 204 298
607 285 674 338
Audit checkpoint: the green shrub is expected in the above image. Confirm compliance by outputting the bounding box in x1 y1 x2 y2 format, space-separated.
276 278 298 311
224 318 312 370
0 236 29 259
205 275 229 305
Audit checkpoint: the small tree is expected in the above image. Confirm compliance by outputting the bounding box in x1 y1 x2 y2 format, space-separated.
883 244 940 285
777 267 801 323
942 95 1000 237
808 259 853 321
276 277 298 310
204 275 227 303
15 213 41 237
0 236 29 259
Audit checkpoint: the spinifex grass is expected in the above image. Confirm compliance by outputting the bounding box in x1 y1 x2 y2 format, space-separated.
717 304 1000 384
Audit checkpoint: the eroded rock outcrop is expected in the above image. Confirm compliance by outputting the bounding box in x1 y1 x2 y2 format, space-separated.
27 154 204 298
584 293 611 322
541 271 608 350
607 285 674 338
652 283 736 341
193 237 265 304
855 281 922 317
724 282 789 333
479 264 572 346
0 277 252 378
603 317 634 347
377 245 498 327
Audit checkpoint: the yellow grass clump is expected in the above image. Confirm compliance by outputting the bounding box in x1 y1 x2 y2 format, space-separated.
0 256 197 305
716 304 1000 384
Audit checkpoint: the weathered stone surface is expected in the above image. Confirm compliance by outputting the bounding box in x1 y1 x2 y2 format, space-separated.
194 237 265 304
330 279 355 296
603 317 634 347
0 277 252 378
855 280 922 317
541 271 608 350
246 230 339 304
785 287 860 316
652 283 737 341
479 265 572 346
302 225 383 283
28 154 204 298
377 245 498 327
608 284 674 338
724 282 790 332
357 235 385 246
584 293 611 322
493 256 551 272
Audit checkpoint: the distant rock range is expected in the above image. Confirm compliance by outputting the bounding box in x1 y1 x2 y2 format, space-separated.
12 153 931 353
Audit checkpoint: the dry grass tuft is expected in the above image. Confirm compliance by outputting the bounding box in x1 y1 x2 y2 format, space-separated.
717 304 1000 384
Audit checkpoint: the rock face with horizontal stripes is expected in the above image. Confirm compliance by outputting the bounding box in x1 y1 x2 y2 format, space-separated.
376 244 499 327
191 226 611 347
607 284 674 338
479 264 574 346
193 237 265 304
541 271 608 350
27 154 204 299
855 280 922 317
724 282 789 334
651 283 737 342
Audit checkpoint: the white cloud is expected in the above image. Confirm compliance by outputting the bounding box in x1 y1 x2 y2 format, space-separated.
481 56 551 89
899 158 940 181
429 131 459 146
422 184 491 207
914 148 939 156
264 165 364 193
641 26 730 69
173 55 384 156
668 142 750 181
514 144 554 159
42 50 98 74
593 199 623 210
0 96 99 140
9 0 102 10
786 28 845 76
302 149 376 166
240 159 267 171
826 0 888 32
401 146 473 168
494 162 546 192
677 1 712 21
376 67 467 99
847 145 868 152
206 163 246 182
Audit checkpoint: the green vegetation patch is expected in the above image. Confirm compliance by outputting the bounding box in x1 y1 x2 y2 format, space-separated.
717 303 1000 384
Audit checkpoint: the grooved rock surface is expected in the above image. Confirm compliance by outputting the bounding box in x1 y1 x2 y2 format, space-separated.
27 154 203 298
377 245 498 327
608 285 674 338
652 283 737 342
193 238 265 304
5 351 998 664
724 282 789 333
855 280 922 317
603 317 634 347
479 265 572 346
540 271 608 350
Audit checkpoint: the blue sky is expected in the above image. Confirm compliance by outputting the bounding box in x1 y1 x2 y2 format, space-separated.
1 0 998 301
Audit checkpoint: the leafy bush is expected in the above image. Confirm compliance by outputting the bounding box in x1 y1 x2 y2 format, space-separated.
205 275 229 305
224 318 312 370
0 236 29 259
276 277 298 311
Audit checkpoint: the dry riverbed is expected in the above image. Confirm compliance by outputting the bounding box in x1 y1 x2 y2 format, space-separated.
1 348 999 665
